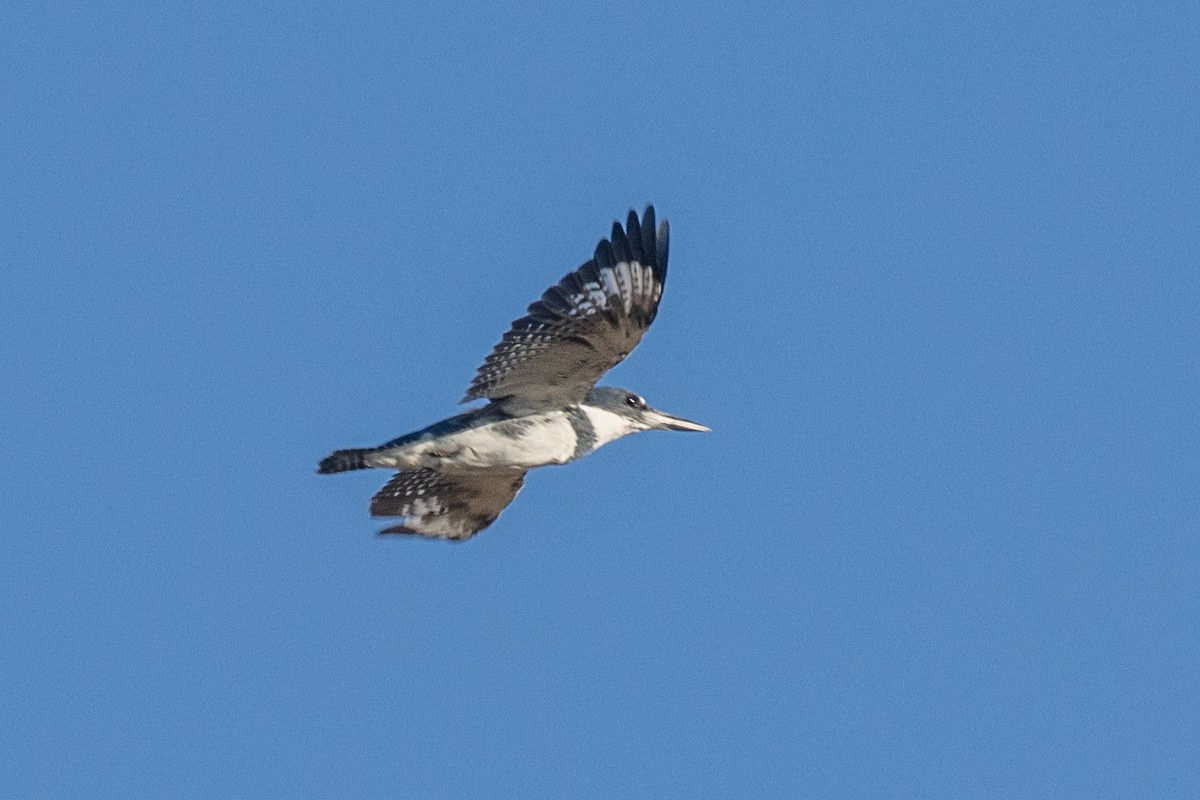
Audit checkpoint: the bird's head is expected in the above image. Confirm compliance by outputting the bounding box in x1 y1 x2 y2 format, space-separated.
582 386 710 438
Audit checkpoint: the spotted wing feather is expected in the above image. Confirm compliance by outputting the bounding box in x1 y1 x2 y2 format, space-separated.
462 206 669 405
370 468 527 540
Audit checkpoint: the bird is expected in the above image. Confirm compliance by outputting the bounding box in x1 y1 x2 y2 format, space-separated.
318 205 708 540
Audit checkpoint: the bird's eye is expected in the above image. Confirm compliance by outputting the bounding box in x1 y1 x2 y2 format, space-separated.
626 394 641 408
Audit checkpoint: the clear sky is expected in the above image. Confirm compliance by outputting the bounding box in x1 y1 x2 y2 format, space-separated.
3 2 1197 797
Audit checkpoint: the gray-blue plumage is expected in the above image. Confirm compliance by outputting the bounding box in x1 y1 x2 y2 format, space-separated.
318 207 707 540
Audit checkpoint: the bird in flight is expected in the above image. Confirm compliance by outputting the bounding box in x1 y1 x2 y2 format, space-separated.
318 206 708 540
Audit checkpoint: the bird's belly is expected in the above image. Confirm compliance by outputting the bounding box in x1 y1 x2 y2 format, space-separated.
433 413 578 469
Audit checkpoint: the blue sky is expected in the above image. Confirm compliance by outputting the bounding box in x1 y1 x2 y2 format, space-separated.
3 2 1197 797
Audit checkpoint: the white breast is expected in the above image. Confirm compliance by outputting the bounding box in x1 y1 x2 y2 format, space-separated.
439 412 578 469
580 405 638 450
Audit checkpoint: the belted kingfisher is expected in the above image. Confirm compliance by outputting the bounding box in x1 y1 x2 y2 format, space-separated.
318 206 708 540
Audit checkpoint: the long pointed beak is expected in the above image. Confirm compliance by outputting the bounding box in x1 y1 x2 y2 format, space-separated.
645 407 711 433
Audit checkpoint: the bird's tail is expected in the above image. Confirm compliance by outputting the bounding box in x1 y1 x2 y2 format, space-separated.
317 448 374 474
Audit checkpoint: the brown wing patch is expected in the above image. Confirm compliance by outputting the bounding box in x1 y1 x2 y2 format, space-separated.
370 468 527 541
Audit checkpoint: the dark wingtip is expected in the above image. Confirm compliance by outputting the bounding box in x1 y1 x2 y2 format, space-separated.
594 237 616 269
656 217 669 278
625 208 643 264
613 205 664 266
633 204 666 281
377 524 470 541
608 222 629 263
641 205 656 241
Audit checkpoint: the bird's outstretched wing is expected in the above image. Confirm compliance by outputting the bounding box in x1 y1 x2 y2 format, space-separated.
370 468 527 540
462 206 669 405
